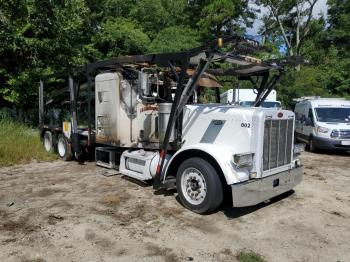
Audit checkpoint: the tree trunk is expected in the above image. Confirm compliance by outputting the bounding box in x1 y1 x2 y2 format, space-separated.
295 1 301 71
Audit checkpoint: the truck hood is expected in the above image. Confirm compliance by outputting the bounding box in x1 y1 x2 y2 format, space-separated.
182 104 293 155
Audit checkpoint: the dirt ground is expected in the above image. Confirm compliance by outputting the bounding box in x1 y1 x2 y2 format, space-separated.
0 151 349 262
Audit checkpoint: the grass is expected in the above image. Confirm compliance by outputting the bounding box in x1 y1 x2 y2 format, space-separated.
100 192 131 207
0 119 56 167
236 250 267 262
101 195 122 207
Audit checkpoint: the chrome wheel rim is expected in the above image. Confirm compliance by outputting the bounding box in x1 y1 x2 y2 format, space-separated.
57 138 66 157
181 167 207 205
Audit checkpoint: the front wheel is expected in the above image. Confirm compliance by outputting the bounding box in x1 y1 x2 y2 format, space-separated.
176 157 223 214
57 134 73 161
309 137 317 153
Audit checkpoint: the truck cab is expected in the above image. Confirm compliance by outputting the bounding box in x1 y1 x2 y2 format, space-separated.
295 98 350 152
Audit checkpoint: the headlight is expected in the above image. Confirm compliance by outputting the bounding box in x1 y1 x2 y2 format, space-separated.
293 143 305 155
232 153 253 167
317 126 329 133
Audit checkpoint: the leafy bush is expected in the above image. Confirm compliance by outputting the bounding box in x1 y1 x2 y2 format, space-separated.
236 250 267 262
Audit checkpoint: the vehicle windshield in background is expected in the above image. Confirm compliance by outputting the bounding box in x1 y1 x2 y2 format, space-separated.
239 101 281 108
315 107 350 123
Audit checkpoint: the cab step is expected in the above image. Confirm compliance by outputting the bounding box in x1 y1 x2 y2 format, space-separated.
95 147 117 169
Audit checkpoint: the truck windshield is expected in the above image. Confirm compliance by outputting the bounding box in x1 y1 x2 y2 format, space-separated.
315 107 350 123
239 101 281 108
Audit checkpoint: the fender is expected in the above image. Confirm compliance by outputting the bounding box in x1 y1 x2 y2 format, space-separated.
164 143 251 185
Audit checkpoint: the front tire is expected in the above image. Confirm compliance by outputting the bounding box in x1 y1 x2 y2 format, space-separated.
176 157 223 214
57 134 73 161
309 137 317 153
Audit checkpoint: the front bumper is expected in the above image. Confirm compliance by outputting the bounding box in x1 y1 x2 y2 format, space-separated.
231 167 303 207
313 136 350 151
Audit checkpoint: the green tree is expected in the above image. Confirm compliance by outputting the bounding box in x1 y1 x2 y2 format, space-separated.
129 0 181 38
148 26 200 53
94 17 150 57
0 0 264 110
257 0 319 57
189 0 254 38
0 0 97 106
256 0 349 104
327 0 350 54
324 0 350 96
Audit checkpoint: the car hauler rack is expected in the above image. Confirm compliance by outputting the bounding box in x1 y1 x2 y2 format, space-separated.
39 36 305 213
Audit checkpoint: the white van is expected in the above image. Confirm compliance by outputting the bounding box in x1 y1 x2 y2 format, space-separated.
294 98 350 152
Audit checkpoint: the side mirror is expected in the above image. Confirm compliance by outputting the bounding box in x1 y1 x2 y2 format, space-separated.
305 118 314 126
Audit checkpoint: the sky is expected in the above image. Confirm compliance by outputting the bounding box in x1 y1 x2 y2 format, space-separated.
246 0 328 35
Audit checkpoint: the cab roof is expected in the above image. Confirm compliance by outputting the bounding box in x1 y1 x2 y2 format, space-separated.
298 98 350 107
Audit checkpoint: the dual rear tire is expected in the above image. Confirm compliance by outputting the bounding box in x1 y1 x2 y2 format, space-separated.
176 157 223 214
43 131 54 153
57 134 73 161
43 131 72 161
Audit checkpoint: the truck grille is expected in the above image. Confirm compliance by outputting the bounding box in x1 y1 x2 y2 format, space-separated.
331 130 350 139
263 119 293 171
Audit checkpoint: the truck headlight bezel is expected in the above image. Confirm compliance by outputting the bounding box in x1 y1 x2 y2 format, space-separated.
232 153 254 167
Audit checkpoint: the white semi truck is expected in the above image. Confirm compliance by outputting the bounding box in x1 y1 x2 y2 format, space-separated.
39 37 303 214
